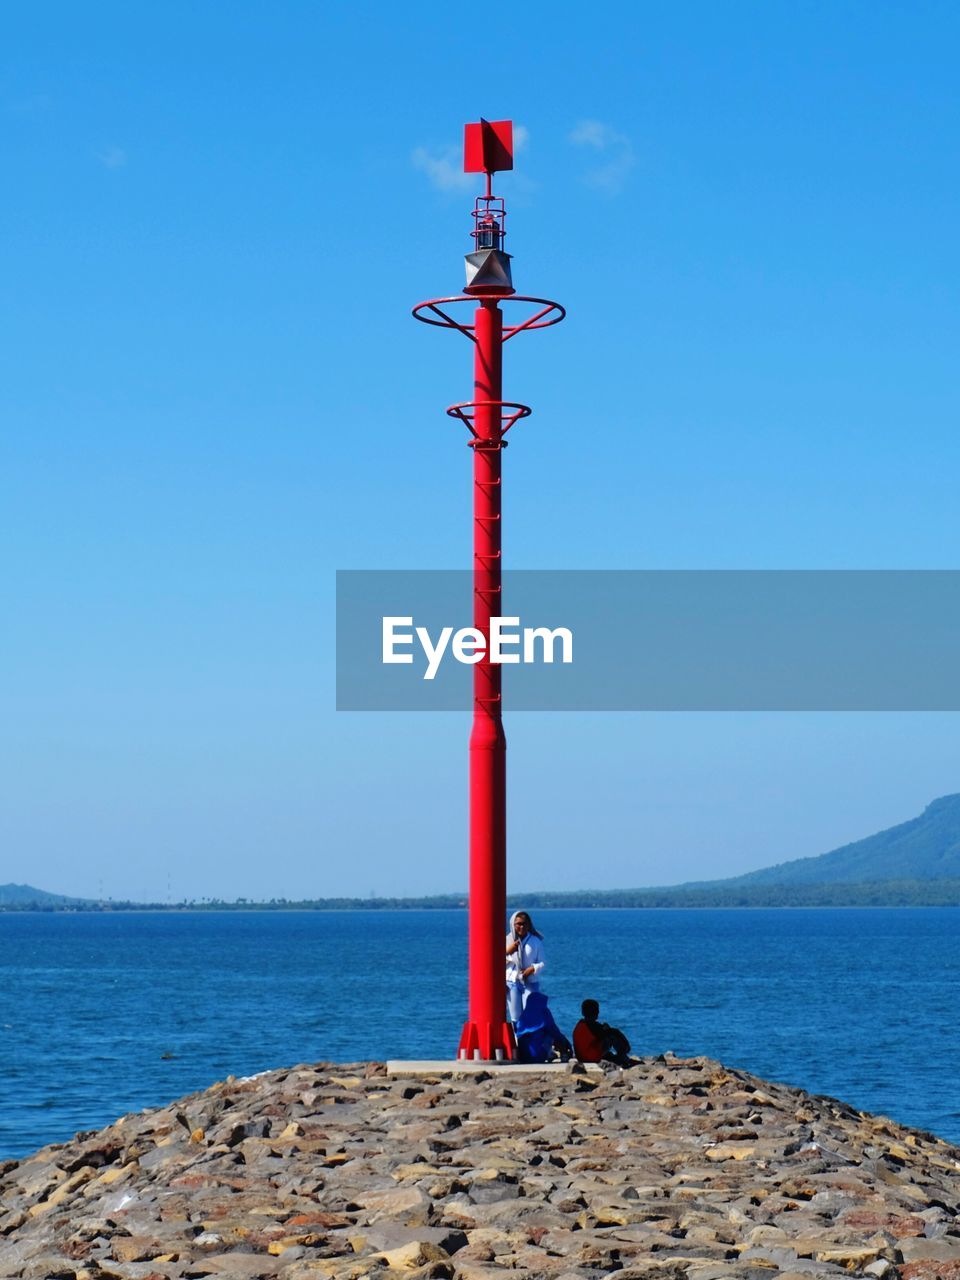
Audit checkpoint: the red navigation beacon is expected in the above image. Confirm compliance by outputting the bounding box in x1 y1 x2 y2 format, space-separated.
412 121 565 1061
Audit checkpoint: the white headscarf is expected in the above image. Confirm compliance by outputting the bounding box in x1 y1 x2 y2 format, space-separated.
509 909 543 939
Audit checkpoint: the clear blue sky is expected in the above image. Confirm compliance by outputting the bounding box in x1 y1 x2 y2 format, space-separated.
3 2 959 901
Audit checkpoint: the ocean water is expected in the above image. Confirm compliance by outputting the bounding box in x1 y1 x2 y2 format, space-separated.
0 907 957 1160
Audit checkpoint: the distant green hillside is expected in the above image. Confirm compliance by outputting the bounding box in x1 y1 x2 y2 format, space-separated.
6 794 960 912
0 883 91 907
703 793 960 888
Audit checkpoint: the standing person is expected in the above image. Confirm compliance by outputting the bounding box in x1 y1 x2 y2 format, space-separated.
505 910 545 1024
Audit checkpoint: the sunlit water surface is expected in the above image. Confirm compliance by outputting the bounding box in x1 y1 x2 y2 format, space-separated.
1 907 957 1158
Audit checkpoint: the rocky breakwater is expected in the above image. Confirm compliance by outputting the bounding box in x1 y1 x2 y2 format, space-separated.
1 1055 959 1280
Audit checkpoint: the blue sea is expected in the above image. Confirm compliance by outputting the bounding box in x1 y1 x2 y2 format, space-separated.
1 907 958 1160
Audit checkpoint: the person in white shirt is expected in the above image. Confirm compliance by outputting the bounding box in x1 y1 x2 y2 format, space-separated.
505 909 546 1024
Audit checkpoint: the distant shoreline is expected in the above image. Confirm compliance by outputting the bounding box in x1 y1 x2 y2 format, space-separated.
9 794 960 914
3 877 960 913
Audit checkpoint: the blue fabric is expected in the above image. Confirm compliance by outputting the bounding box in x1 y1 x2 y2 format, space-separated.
514 991 563 1064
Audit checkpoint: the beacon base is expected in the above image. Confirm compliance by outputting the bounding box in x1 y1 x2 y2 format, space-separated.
387 1060 602 1075
457 1019 515 1062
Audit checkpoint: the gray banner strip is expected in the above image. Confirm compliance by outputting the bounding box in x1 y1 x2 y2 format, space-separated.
336 570 960 711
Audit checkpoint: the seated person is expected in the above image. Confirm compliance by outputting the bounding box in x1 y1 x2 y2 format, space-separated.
572 998 634 1067
514 991 573 1064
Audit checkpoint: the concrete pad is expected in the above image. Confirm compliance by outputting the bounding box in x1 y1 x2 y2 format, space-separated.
386 1059 603 1075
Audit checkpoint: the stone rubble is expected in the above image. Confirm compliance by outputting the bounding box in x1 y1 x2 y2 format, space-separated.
1 1054 958 1279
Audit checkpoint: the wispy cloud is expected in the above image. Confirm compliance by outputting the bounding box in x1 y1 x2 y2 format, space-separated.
413 125 529 192
97 145 127 169
568 119 634 195
412 144 472 192
8 93 52 116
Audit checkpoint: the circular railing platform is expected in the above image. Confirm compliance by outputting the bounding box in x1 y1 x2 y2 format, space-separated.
412 294 565 343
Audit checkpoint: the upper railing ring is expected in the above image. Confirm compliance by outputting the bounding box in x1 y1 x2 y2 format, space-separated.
412 295 566 343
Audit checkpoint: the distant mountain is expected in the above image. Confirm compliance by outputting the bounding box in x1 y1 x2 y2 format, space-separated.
5 794 960 913
516 793 960 907
0 883 92 907
703 793 960 889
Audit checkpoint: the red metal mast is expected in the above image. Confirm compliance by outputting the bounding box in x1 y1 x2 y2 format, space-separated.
413 119 564 1060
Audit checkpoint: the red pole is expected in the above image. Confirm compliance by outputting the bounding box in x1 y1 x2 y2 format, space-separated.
413 119 564 1059
459 299 512 1061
